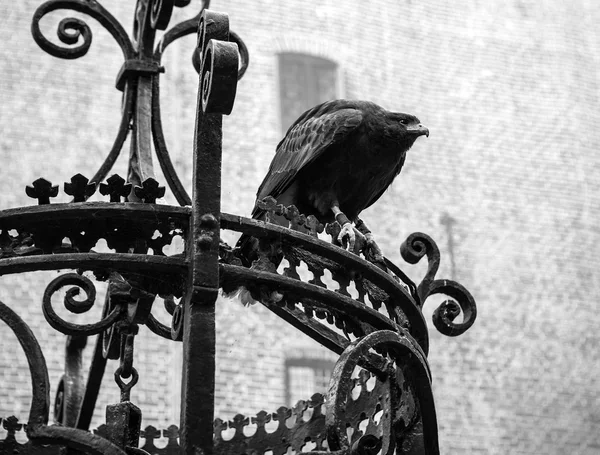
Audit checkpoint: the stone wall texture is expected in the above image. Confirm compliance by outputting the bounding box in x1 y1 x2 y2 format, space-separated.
1 1 600 454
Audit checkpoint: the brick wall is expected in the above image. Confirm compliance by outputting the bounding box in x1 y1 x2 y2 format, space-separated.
1 1 599 454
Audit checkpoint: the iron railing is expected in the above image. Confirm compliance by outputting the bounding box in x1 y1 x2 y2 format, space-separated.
0 1 476 454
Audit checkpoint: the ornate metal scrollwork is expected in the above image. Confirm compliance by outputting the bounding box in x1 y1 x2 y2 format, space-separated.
220 204 432 354
196 10 240 115
42 273 123 336
30 0 249 206
401 232 477 336
326 329 438 455
31 0 135 60
6 1 478 454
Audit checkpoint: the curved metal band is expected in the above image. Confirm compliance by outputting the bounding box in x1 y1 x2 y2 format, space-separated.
27 425 129 455
146 312 176 340
89 84 135 186
221 264 399 335
220 213 429 353
0 300 50 427
0 201 189 225
151 74 192 206
326 330 438 455
0 253 186 277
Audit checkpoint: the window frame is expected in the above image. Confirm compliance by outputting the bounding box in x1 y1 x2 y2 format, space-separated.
284 357 335 406
276 52 342 134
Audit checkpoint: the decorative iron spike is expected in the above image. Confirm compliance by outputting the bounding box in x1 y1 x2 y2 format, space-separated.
272 406 292 430
284 205 302 230
308 392 325 410
140 425 161 442
228 414 249 438
26 177 59 205
163 424 180 442
2 415 22 434
99 174 132 202
64 173 97 202
256 196 284 223
134 177 166 203
305 214 325 237
140 425 162 454
251 410 271 427
291 399 308 424
213 418 227 441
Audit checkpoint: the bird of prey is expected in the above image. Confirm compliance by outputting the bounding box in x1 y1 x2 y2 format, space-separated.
238 99 428 268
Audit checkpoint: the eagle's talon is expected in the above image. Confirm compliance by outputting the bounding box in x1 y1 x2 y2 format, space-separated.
338 222 356 252
365 233 385 263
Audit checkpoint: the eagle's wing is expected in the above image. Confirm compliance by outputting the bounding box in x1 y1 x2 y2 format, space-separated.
253 100 364 217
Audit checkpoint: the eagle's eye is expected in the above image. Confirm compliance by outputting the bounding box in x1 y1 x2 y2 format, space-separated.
399 119 407 125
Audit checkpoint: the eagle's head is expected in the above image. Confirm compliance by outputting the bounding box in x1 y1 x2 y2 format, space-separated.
385 112 429 147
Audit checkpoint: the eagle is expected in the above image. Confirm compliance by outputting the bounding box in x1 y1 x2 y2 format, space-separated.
237 99 428 278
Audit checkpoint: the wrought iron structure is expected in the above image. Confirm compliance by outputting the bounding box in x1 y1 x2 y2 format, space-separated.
0 1 477 454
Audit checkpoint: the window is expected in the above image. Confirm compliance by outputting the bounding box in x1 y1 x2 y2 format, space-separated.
285 358 335 405
278 53 339 132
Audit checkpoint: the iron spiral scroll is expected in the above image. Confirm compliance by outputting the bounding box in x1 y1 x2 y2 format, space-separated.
0 1 476 454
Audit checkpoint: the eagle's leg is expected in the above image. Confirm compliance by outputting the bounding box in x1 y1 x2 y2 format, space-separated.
331 205 357 252
355 218 385 264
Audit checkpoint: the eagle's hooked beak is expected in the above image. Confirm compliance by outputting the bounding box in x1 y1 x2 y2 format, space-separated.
407 123 429 138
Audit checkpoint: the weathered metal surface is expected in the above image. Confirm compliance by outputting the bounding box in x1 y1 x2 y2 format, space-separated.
0 300 50 428
221 263 399 333
75 330 108 431
54 335 87 427
325 330 437 455
213 395 329 455
178 9 239 454
27 425 130 455
104 402 143 449
139 425 181 454
0 300 129 454
220 210 430 353
0 416 60 455
0 196 471 348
